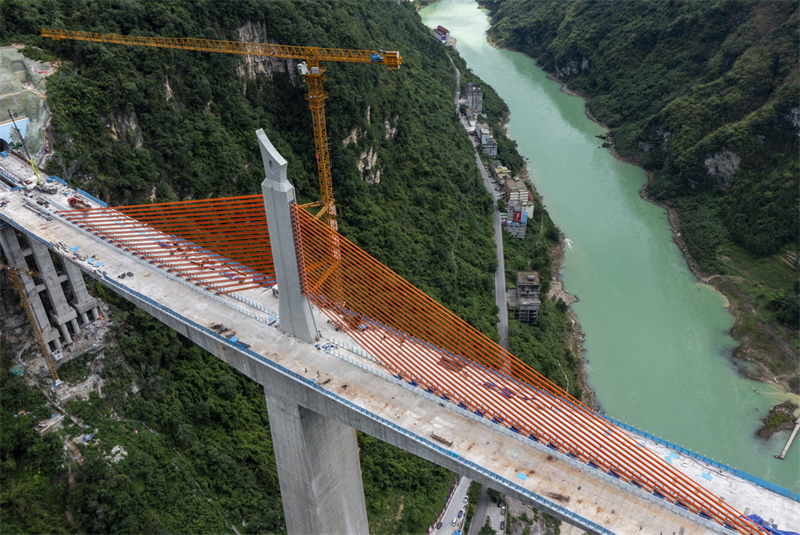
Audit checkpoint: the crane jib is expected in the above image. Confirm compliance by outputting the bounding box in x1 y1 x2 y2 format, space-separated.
40 28 402 68
39 27 402 231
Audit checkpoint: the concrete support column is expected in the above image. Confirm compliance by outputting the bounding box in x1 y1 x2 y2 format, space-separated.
28 240 78 335
63 258 98 325
263 375 369 535
58 322 73 344
257 128 317 343
0 227 61 346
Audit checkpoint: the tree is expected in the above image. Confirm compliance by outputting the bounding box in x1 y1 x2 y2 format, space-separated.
479 516 498 534
0 480 36 521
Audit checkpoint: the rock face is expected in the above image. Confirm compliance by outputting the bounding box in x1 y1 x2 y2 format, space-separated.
637 126 672 153
554 56 589 79
357 147 381 184
108 112 143 149
704 148 740 188
235 21 297 81
384 117 398 140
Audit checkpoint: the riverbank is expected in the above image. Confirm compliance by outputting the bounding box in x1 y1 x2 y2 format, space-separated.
546 237 597 411
544 71 799 396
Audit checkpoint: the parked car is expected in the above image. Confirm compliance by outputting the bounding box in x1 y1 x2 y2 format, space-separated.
457 510 463 518
500 520 505 531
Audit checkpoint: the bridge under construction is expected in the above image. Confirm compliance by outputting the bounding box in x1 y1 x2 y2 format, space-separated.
1 130 797 535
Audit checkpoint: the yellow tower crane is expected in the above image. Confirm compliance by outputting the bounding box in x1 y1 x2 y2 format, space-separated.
1 263 61 386
41 28 402 231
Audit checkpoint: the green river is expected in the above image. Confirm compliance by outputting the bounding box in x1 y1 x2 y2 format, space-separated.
421 0 799 493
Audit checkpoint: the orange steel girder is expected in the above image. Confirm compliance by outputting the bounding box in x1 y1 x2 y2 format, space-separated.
289 203 764 535
57 196 275 295
41 28 402 230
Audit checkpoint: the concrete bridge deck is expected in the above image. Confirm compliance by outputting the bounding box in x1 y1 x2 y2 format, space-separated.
1 188 797 534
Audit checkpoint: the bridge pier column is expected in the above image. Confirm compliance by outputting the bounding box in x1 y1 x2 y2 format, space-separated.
257 128 318 344
63 259 98 324
256 128 367 534
0 226 61 349
264 376 369 535
28 239 79 339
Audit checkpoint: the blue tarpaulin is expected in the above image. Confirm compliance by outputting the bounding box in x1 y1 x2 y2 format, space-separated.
748 514 800 535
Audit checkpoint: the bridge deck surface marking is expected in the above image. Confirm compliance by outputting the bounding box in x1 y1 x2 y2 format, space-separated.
2 190 797 532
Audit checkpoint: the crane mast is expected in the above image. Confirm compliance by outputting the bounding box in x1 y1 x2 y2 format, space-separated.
41 28 402 230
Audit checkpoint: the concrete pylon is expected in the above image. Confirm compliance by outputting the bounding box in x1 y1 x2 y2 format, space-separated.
257 128 317 343
257 129 368 534
264 378 369 535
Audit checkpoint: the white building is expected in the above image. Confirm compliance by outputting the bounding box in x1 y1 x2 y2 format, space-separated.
433 25 451 45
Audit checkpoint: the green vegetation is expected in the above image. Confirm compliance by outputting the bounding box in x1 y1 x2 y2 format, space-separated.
479 517 498 534
360 435 455 534
0 364 71 535
1 0 586 531
757 401 798 439
1 293 457 533
480 0 799 390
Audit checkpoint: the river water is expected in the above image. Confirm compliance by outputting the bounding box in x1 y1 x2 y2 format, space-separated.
421 0 799 492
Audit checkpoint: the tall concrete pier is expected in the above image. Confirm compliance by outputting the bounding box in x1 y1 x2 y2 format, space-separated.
257 129 368 534
264 376 369 535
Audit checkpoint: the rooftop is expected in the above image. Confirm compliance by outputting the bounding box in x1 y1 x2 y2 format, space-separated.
517 271 540 286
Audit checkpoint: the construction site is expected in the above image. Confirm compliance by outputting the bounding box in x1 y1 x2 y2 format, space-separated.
1 25 798 535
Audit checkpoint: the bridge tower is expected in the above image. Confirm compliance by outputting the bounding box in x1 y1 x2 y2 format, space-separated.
257 129 369 535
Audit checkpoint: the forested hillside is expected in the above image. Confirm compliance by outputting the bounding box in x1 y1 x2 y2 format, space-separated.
480 0 799 391
1 0 580 533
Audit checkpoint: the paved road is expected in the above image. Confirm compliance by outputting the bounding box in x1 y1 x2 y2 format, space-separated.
451 54 508 350
431 476 470 535
474 152 509 349
467 488 490 535
450 56 461 115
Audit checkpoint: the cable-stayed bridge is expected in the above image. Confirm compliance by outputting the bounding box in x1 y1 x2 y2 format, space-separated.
1 131 796 535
